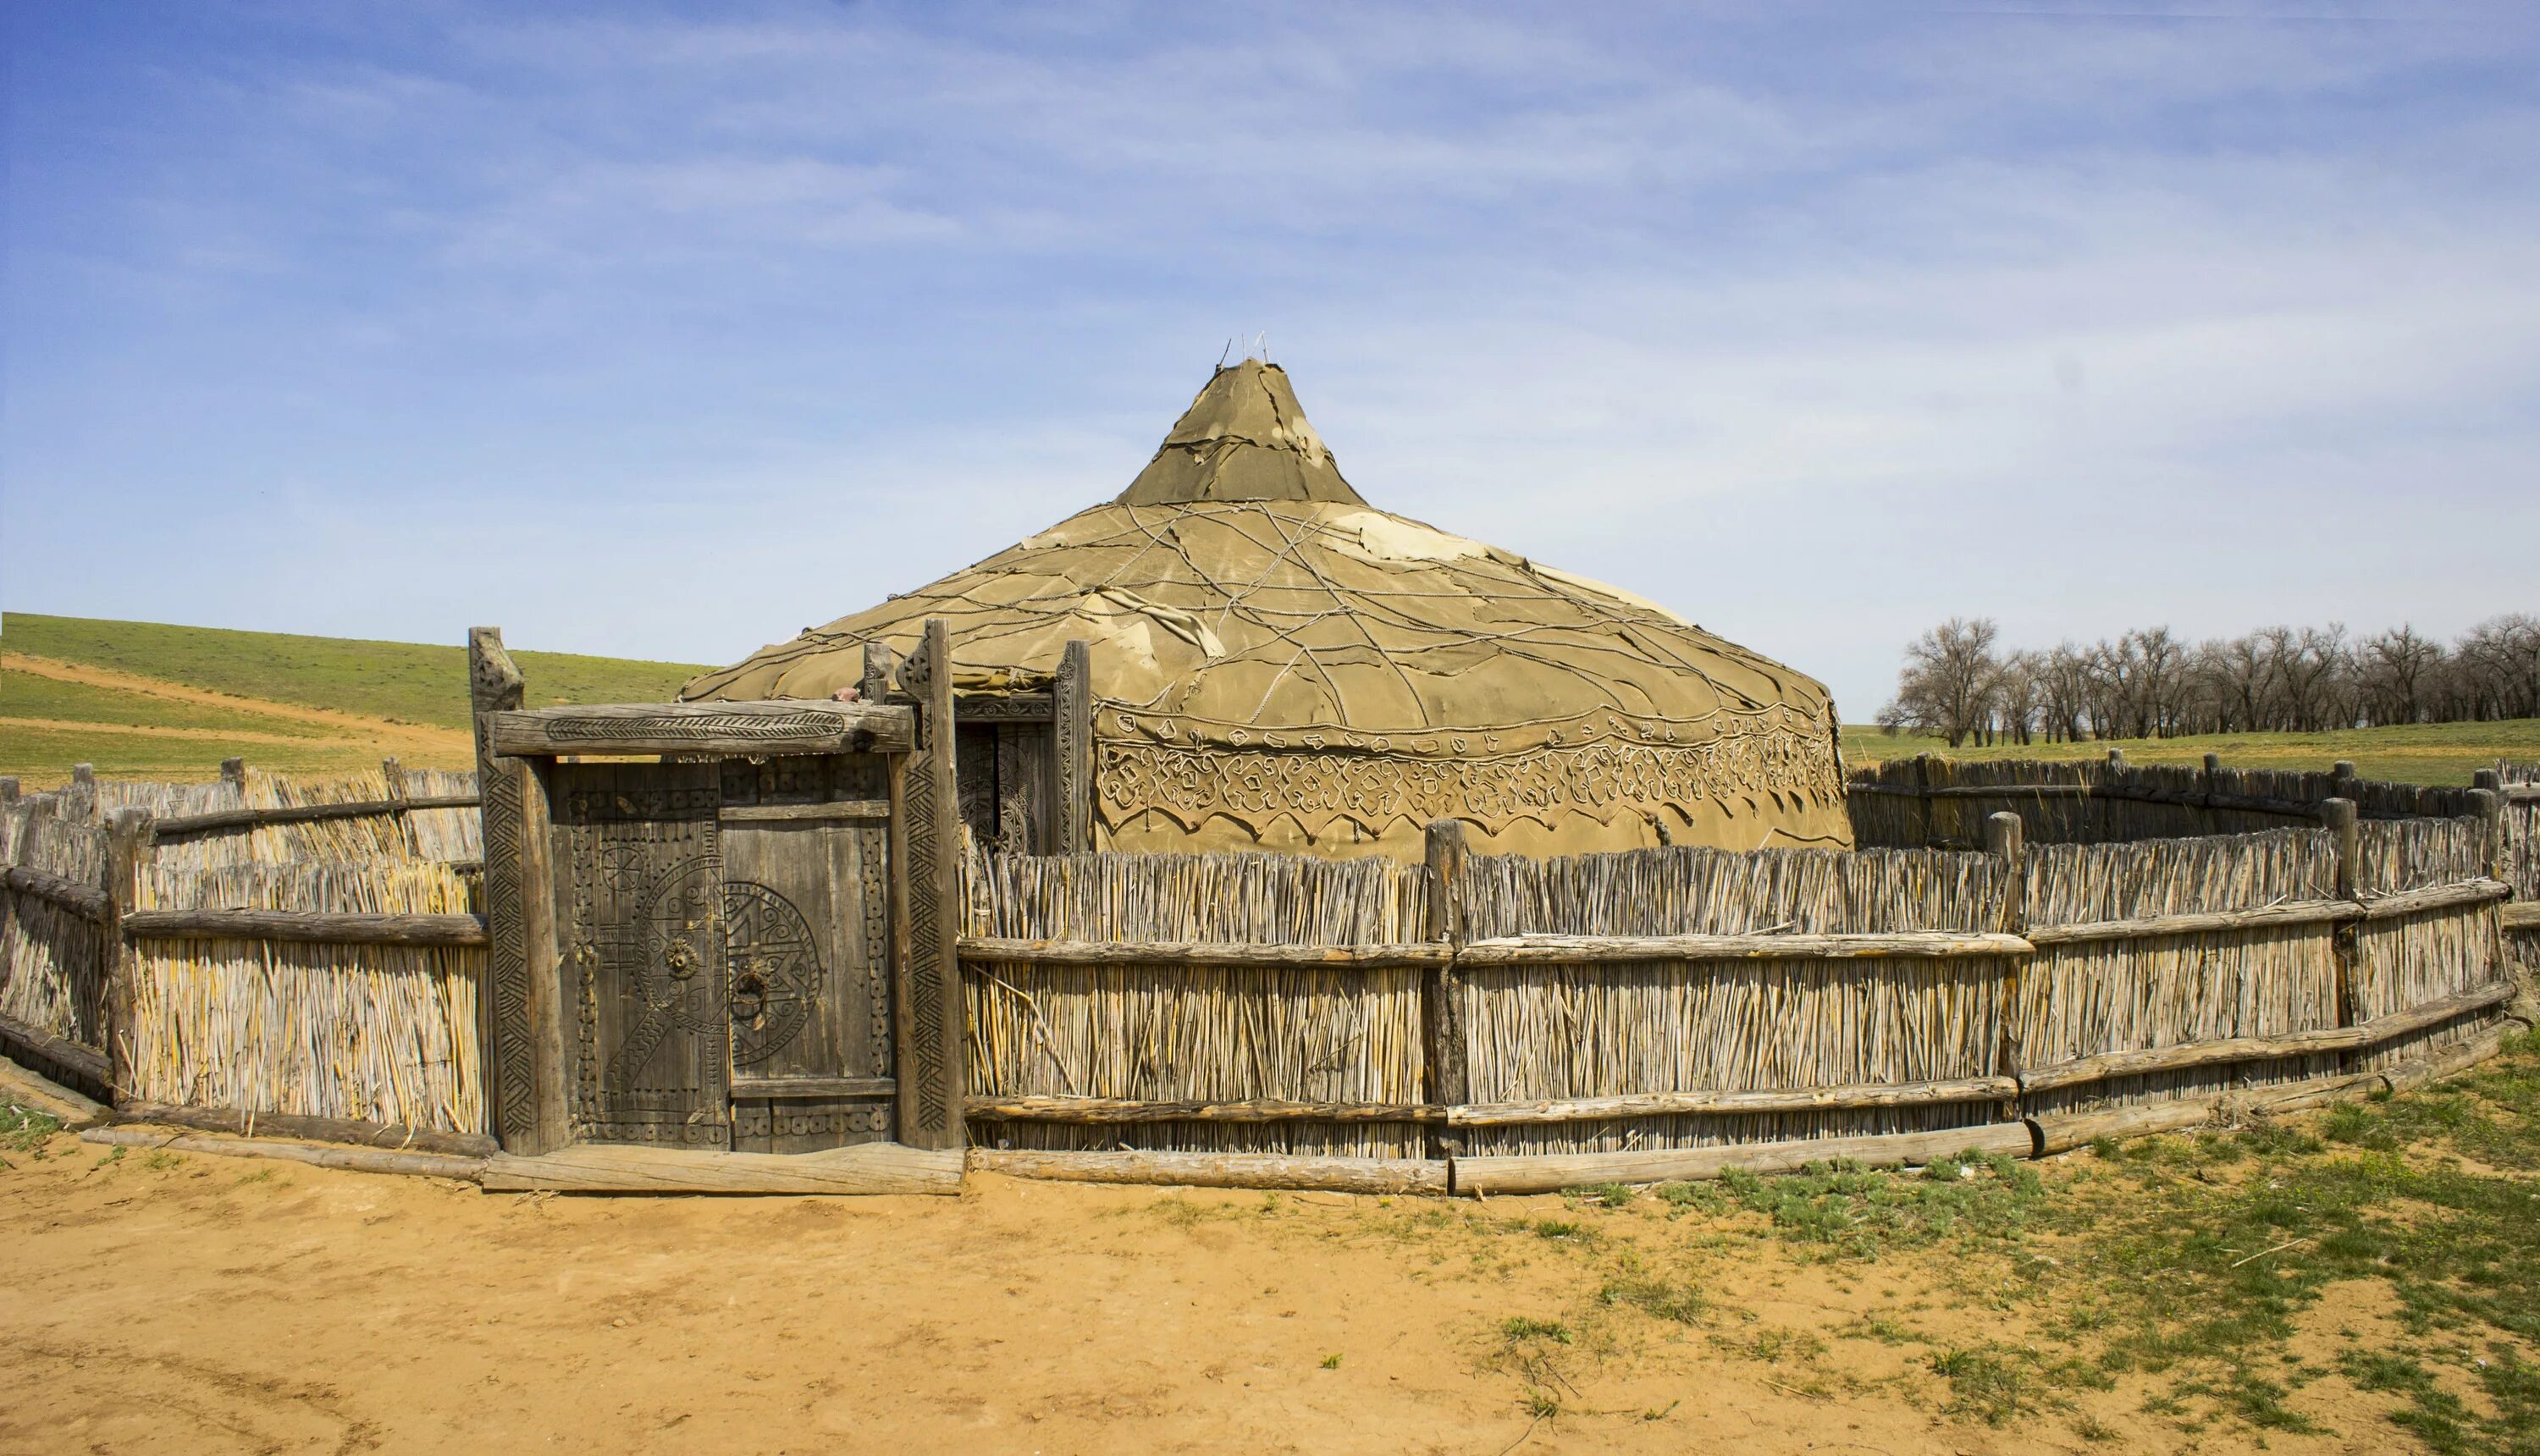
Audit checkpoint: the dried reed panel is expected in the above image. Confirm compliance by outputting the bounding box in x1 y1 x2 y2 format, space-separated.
400 768 483 863
1460 845 2010 937
95 777 245 821
2355 819 2487 896
972 851 1429 944
1456 957 2009 1155
2349 906 2506 1069
2021 831 2343 1114
148 769 417 873
0 809 111 1045
124 861 487 1133
963 963 1425 1157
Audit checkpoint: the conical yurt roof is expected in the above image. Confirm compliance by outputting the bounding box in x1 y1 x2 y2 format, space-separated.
684 361 1849 852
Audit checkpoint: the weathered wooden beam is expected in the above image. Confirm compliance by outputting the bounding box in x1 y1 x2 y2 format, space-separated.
103 808 149 1106
0 1011 111 1086
2356 878 2510 921
1453 931 2033 965
111 1101 497 1157
2027 1075 2388 1155
2016 981 2518 1095
78 1125 487 1181
966 1095 1444 1125
479 1141 963 1195
958 936 1454 969
0 864 111 919
1449 1074 2019 1128
1452 1122 2036 1195
1423 819 1470 1160
969 1147 1449 1195
2028 898 2356 946
149 795 481 838
954 692 1053 721
121 908 490 946
2504 903 2540 931
899 618 968 1152
717 799 890 825
486 700 913 758
729 1075 895 1100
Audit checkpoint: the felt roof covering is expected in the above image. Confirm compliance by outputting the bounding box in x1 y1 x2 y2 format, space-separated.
684 361 1849 850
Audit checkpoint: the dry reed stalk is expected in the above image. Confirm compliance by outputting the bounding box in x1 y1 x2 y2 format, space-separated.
0 808 111 1045
124 859 487 1133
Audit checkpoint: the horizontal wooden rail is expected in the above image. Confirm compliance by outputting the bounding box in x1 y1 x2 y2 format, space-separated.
1455 931 2031 965
2017 981 2518 1095
122 909 489 947
2505 902 2540 931
150 795 480 838
1448 1074 2018 1127
1847 779 2459 820
966 1095 1443 1124
721 800 890 825
958 937 1451 969
1454 1122 2037 1195
0 864 110 919
2029 898 2355 946
2356 879 2510 920
0 1011 111 1085
114 1101 497 1158
969 1148 1449 1194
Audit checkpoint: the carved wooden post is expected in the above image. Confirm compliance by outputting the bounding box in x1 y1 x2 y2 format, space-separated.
469 628 562 1154
1984 812 2027 1100
1051 638 1094 856
894 618 968 1151
860 640 896 707
102 808 151 1108
1422 819 1469 1159
2322 797 2360 1028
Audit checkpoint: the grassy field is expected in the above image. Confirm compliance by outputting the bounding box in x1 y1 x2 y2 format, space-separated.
1845 719 2540 787
2 612 709 786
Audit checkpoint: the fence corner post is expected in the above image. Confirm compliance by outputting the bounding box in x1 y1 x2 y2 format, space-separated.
1422 819 1470 1160
102 807 152 1109
2466 787 2504 884
1983 812 2029 1104
2322 797 2360 1028
220 758 247 791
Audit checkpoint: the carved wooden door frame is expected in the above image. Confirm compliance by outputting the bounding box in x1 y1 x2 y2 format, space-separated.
467 627 953 1156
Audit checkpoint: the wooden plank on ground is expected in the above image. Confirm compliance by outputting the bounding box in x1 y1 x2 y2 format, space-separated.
970 1148 1450 1194
1451 1122 2036 1195
478 1141 962 1195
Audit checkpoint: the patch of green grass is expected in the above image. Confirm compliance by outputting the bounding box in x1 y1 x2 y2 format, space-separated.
1529 1218 1589 1242
1597 1265 1709 1326
1499 1316 1572 1343
2 1103 64 1154
1565 1182 1637 1211
4 612 706 733
1841 718 2540 786
1714 1153 2046 1260
1318 1352 1342 1370
1930 1343 2047 1426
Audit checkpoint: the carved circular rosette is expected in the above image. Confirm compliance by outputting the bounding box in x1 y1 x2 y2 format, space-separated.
722 880 824 1067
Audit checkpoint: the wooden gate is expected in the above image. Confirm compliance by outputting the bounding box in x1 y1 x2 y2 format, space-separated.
545 758 894 1152
468 626 948 1160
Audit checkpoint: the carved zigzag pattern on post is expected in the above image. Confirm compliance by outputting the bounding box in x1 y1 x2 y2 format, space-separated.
480 760 535 1144
904 759 947 1133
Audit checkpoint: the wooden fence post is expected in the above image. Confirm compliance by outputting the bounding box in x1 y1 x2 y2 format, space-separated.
2323 797 2360 1028
469 627 561 1155
1984 812 2027 1100
73 764 95 791
2330 760 2360 806
2202 753 2222 834
860 640 895 708
0 778 16 808
1422 819 1469 1159
895 617 968 1152
102 808 151 1108
220 758 247 791
1913 753 1935 848
1051 639 1094 856
2466 788 2504 884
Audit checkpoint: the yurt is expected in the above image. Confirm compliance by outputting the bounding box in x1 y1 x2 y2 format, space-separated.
683 361 1851 858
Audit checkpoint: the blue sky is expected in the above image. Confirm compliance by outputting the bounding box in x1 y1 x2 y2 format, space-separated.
6 2 2536 715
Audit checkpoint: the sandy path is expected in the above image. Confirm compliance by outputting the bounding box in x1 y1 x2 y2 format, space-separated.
0 1125 2421 1456
0 653 471 758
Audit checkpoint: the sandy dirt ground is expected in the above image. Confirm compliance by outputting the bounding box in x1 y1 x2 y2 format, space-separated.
0 1120 2443 1456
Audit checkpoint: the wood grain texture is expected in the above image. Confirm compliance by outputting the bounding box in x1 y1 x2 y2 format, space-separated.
478 1140 962 1195
0 1011 112 1085
120 909 489 946
1449 1075 2020 1127
730 1075 894 1100
1452 1122 2036 1194
966 1094 1444 1124
2355 878 2510 920
1454 931 2033 964
970 1147 1450 1194
487 701 914 758
2027 898 2355 945
2504 903 2540 930
1051 639 1093 854
2015 980 2517 1093
718 799 890 824
78 1125 487 1181
956 936 1453 968
112 1102 498 1157
149 797 480 838
0 865 109 919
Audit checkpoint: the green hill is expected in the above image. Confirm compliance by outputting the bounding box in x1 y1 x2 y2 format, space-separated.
3 613 708 731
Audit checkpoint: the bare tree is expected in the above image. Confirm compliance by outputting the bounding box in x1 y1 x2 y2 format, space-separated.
1879 618 2003 747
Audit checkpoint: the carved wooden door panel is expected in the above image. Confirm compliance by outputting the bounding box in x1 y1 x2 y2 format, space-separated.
551 761 731 1147
718 757 895 1152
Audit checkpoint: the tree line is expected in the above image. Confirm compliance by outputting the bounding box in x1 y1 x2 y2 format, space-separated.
1875 615 2540 747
